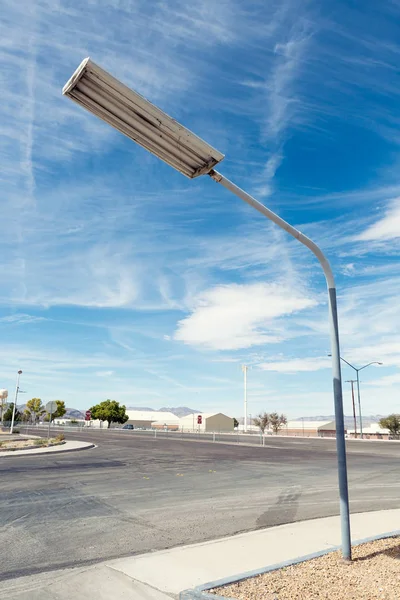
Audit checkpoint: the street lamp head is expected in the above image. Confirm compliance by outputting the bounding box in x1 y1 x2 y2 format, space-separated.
17 370 22 375
63 58 224 179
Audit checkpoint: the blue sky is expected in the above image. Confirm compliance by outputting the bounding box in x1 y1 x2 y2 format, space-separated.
2 0 400 418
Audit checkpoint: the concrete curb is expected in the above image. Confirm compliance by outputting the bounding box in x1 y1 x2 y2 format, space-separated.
179 529 400 599
0 442 96 457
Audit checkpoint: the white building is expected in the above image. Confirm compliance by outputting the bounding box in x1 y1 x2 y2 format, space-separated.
348 423 390 439
125 410 178 429
53 417 85 426
282 420 339 437
180 412 234 432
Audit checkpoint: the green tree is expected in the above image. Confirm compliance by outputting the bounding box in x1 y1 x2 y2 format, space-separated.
25 398 45 423
21 411 30 423
269 412 288 434
379 414 400 437
3 403 21 423
253 412 270 434
89 400 128 428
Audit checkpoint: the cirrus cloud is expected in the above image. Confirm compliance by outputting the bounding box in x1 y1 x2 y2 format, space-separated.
356 198 400 242
259 357 330 373
174 282 317 350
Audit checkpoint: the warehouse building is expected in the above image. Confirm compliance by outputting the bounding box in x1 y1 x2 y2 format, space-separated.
125 410 178 429
151 419 180 431
282 420 341 438
179 412 234 432
348 424 390 439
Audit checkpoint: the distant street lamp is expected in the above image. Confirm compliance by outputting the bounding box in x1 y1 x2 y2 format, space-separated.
330 356 382 439
242 365 249 432
10 370 22 434
63 58 352 560
341 359 382 439
345 380 357 437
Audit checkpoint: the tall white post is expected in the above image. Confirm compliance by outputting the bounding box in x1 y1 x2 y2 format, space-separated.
242 365 248 432
10 370 22 435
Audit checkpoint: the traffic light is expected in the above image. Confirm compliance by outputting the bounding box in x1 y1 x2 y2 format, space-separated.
197 415 202 425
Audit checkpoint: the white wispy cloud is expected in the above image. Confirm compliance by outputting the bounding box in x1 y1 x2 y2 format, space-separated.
259 357 330 373
0 240 140 309
365 373 400 387
95 370 114 377
255 15 312 197
0 314 45 325
356 198 400 242
174 282 317 350
267 29 311 139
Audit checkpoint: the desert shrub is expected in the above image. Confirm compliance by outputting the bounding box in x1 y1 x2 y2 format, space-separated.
34 438 48 447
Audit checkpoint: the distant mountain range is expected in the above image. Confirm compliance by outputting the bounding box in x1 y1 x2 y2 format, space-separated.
15 404 85 420
160 406 201 417
126 406 201 418
16 403 199 420
293 415 385 427
66 408 85 419
72 407 202 419
237 415 385 428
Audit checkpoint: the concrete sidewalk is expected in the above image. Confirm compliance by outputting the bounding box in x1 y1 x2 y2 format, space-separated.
1 509 399 600
0 439 95 456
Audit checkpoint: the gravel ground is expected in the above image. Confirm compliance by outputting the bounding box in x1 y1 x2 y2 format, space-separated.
0 438 64 451
212 536 400 600
0 439 38 450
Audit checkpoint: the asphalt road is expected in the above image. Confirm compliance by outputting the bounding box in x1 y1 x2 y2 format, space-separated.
1 430 399 581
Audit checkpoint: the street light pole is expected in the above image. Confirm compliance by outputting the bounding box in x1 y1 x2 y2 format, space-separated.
356 370 362 438
10 370 22 434
242 365 248 432
210 170 351 559
62 58 353 560
346 380 357 437
338 358 382 439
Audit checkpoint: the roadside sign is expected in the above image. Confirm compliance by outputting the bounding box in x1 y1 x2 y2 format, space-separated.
46 401 58 440
85 410 91 421
46 401 58 414
197 415 202 425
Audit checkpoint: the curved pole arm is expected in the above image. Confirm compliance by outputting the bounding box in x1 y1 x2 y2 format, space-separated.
209 169 352 560
358 361 382 371
209 171 335 288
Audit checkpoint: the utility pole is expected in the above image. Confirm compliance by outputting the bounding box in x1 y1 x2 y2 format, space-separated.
330 355 382 439
10 370 22 434
242 365 248 432
346 380 357 438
